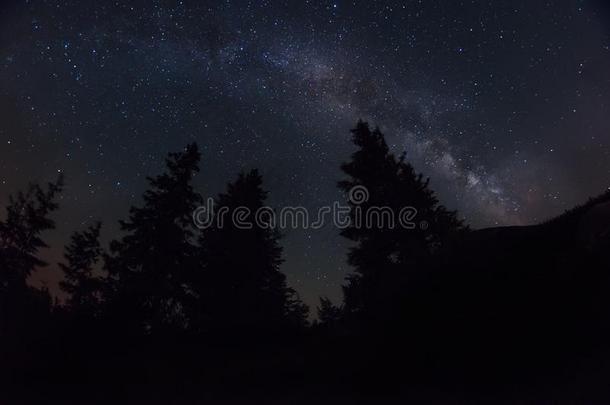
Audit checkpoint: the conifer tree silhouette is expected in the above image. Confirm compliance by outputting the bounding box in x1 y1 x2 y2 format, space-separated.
0 177 63 338
193 169 308 332
59 221 103 319
317 297 342 326
104 144 202 334
339 121 464 318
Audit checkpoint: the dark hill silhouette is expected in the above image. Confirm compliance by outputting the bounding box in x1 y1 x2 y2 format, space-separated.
393 190 610 391
470 190 610 246
451 190 610 261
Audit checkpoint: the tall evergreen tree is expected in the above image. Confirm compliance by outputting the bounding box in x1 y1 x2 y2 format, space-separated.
339 121 464 318
193 169 308 332
317 297 342 326
59 221 103 318
0 177 63 293
104 144 202 333
0 177 63 337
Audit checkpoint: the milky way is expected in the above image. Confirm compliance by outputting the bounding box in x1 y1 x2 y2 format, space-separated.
2 0 610 307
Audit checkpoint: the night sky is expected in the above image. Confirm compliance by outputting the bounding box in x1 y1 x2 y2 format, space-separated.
1 0 610 308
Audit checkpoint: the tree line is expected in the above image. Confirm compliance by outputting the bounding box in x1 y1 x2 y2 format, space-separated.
1 121 463 339
2 120 610 400
2 145 310 339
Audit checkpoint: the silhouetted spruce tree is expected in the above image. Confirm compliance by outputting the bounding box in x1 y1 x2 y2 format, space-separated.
0 177 63 338
59 221 103 319
104 144 202 334
193 169 308 332
339 121 464 318
317 297 342 326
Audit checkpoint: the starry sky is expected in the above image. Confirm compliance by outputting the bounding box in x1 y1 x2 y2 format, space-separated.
1 0 610 308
